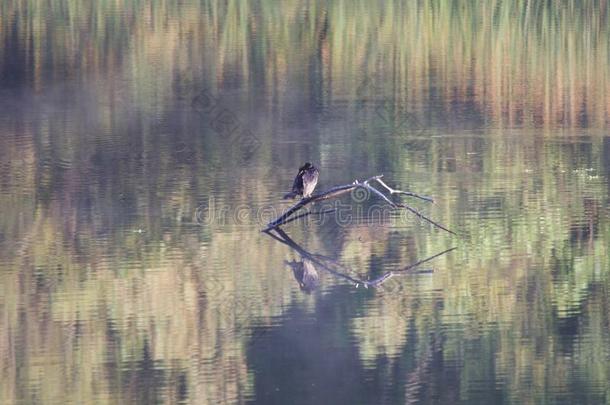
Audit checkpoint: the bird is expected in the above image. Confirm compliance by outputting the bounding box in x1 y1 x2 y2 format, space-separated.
283 162 319 199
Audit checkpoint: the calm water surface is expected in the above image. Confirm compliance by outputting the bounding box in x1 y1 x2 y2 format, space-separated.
1 1 610 404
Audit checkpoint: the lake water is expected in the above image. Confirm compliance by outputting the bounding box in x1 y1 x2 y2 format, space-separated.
1 1 609 404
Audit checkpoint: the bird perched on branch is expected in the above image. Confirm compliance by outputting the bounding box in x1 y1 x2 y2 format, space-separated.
283 162 319 199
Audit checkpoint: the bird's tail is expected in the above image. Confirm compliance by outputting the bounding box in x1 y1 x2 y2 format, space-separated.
283 192 297 200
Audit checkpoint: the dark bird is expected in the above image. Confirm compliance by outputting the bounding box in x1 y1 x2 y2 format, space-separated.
283 162 319 199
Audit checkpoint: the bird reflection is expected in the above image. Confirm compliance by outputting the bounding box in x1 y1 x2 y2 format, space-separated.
286 258 320 293
265 227 456 290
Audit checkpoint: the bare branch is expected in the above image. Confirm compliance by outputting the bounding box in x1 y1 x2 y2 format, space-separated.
262 175 381 232
397 202 456 235
357 182 456 235
375 177 434 203
358 183 398 207
263 174 455 236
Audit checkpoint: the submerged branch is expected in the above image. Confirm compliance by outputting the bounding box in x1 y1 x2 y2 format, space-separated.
397 203 457 236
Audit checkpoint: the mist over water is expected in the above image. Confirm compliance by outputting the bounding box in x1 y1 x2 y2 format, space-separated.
1 1 610 404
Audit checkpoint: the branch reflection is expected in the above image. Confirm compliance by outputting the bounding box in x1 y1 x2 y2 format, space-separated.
265 228 456 291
